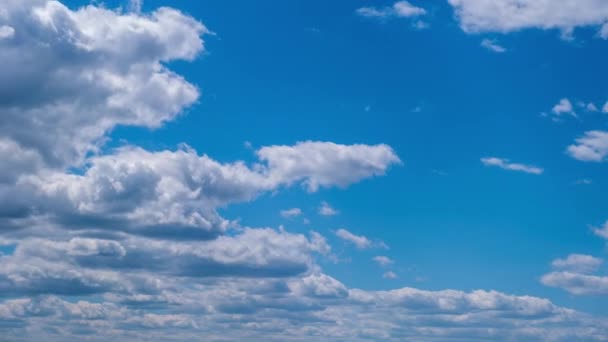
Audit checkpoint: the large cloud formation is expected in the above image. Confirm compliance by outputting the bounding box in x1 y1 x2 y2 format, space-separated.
0 1 607 341
448 0 608 37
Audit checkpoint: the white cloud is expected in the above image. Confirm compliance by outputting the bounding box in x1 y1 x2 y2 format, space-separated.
280 208 303 218
542 272 608 295
481 157 544 175
593 221 608 239
357 1 426 19
373 256 395 266
448 0 608 38
480 38 506 52
0 0 207 170
318 201 338 216
383 271 398 279
552 98 576 117
603 101 608 113
551 254 603 274
335 229 380 249
257 141 400 192
0 25 14 39
567 131 608 162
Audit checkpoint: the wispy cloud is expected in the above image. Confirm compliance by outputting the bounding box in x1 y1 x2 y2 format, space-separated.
281 208 302 218
481 157 544 175
357 1 426 19
480 39 506 53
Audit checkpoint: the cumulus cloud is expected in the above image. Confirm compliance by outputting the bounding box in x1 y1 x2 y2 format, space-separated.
448 0 608 38
542 272 608 295
357 1 426 19
2 1 607 341
481 157 544 175
0 0 207 170
552 98 576 117
318 201 338 216
551 254 603 274
567 131 608 162
257 141 400 192
542 252 608 296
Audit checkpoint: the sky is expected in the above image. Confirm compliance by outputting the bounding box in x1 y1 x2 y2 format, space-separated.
1 0 608 341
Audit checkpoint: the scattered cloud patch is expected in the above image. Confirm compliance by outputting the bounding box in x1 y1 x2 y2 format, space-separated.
357 1 426 20
552 98 576 118
552 254 603 274
567 131 608 162
373 256 395 266
593 221 608 240
319 201 338 216
383 271 398 279
481 157 544 175
281 208 303 218
481 38 506 52
336 229 373 249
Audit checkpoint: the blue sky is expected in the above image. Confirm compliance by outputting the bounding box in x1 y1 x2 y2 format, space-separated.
2 0 608 341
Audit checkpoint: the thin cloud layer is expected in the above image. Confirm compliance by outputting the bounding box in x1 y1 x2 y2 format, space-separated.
481 157 544 175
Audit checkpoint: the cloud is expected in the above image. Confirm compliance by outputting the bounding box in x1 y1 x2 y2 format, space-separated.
2 1 608 341
357 1 426 19
593 221 608 239
0 0 207 170
542 272 608 295
318 201 338 216
448 0 608 38
551 254 603 274
383 271 398 279
373 256 395 266
280 208 303 218
480 38 506 52
481 157 544 175
552 98 576 117
335 229 386 250
0 25 14 39
567 131 608 162
257 141 400 192
542 252 608 296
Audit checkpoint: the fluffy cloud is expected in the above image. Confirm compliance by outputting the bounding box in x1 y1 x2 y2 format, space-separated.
567 131 608 162
551 254 603 274
552 98 576 117
318 201 338 216
481 157 544 175
542 272 608 295
448 0 608 37
357 1 426 19
541 253 608 296
593 221 608 239
257 141 400 192
0 0 206 170
2 1 608 341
